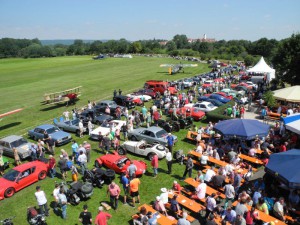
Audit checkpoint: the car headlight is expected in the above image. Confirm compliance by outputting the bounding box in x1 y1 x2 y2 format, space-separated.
57 139 62 143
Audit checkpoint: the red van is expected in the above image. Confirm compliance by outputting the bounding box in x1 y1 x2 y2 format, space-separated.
144 80 178 95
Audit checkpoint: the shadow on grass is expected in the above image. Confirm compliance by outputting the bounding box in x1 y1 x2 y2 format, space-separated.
40 104 67 111
0 122 21 130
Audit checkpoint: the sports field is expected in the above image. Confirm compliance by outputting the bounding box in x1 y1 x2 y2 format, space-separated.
0 56 210 224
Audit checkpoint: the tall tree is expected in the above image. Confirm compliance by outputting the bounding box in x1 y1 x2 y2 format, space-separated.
272 34 300 85
172 34 189 49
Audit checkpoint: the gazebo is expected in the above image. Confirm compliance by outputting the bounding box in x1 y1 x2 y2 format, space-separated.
273 85 300 103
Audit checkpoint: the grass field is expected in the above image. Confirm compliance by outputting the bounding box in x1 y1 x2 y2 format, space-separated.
0 56 210 224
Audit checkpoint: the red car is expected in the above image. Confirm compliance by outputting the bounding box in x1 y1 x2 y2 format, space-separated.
215 92 233 100
169 107 205 121
213 78 225 83
128 96 143 106
0 160 49 200
94 151 147 176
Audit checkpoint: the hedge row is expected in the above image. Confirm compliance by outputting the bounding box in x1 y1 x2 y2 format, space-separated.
206 100 235 122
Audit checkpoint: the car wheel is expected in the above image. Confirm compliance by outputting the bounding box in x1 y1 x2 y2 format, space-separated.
130 136 138 141
76 130 80 136
173 123 180 132
94 160 102 168
34 136 38 141
118 147 126 155
4 187 15 198
38 170 47 180
96 121 101 125
156 145 165 151
148 153 155 161
104 169 115 179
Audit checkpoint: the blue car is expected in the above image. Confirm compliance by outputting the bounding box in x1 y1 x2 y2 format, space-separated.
28 124 72 146
197 95 210 102
209 94 231 104
204 99 224 107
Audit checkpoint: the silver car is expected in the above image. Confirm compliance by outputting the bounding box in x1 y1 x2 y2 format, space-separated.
128 126 177 146
0 135 32 160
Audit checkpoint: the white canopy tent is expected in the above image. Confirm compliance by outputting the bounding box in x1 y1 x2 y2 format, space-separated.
247 57 275 82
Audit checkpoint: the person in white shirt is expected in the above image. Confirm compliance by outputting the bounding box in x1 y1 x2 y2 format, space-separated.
78 120 84 138
165 149 172 174
77 151 88 175
204 167 216 183
196 143 203 154
53 183 60 213
205 193 217 218
200 152 209 166
273 197 286 221
192 179 207 200
34 186 49 216
159 188 168 205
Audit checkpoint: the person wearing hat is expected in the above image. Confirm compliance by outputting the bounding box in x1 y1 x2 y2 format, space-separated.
166 133 175 153
34 186 49 216
159 188 168 204
107 182 120 210
79 204 92 225
95 206 112 225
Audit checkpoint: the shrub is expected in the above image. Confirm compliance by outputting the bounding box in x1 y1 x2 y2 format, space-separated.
206 100 235 122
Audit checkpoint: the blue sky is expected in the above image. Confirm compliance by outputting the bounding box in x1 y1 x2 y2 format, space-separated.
0 0 299 41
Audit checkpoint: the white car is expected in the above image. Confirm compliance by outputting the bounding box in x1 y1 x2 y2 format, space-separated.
126 94 152 102
246 81 258 89
118 140 167 160
90 120 126 140
185 101 217 113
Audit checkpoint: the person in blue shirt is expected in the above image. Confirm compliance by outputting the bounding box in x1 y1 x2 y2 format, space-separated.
71 140 79 162
147 211 159 225
120 172 129 204
166 133 175 153
222 207 236 224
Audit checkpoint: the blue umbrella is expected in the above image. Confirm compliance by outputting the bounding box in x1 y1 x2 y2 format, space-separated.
214 119 270 140
265 149 300 189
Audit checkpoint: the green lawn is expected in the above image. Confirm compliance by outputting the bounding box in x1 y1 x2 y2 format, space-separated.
0 56 210 224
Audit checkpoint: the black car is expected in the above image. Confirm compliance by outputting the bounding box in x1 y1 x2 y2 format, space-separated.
94 100 124 116
80 109 113 125
113 95 135 109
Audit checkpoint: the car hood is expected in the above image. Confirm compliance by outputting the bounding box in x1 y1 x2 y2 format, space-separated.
16 143 32 153
49 131 70 140
91 127 110 136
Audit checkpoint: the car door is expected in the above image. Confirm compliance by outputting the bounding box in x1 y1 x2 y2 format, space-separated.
16 166 36 191
139 130 153 143
1 141 13 158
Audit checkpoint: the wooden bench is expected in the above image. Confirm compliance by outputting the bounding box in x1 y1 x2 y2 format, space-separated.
165 202 196 222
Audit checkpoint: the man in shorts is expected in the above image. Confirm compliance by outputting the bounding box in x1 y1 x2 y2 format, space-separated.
129 174 141 207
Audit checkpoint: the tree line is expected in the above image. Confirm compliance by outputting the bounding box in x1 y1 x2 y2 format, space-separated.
0 34 299 84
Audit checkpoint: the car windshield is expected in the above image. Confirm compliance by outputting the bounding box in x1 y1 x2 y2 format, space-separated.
10 138 28 148
3 169 20 181
207 103 214 108
46 127 60 134
204 81 212 84
71 119 79 125
116 157 129 168
193 108 200 112
156 130 168 138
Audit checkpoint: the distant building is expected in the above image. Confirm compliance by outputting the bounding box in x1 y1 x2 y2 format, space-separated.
187 34 216 43
159 41 168 46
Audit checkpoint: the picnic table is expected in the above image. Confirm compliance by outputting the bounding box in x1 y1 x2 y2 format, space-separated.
137 204 177 225
238 153 264 165
168 191 205 213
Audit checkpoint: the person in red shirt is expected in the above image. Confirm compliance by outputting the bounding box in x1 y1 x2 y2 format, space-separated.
279 142 287 152
172 180 182 193
151 154 159 178
106 182 120 210
153 111 160 126
48 155 56 178
95 206 112 225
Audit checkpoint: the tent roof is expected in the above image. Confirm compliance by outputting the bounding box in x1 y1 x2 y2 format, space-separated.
247 57 275 73
214 119 270 140
286 120 300 135
265 149 300 189
282 113 300 124
273 86 300 102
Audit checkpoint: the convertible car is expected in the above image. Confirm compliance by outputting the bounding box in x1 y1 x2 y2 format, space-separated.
90 120 126 140
94 152 147 176
118 140 167 160
0 160 49 200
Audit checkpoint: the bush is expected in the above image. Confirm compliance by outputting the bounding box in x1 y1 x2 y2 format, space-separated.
206 100 235 122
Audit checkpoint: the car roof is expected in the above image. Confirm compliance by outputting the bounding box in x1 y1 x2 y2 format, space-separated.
35 124 55 129
0 135 24 142
100 100 115 104
146 126 165 132
13 160 47 171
